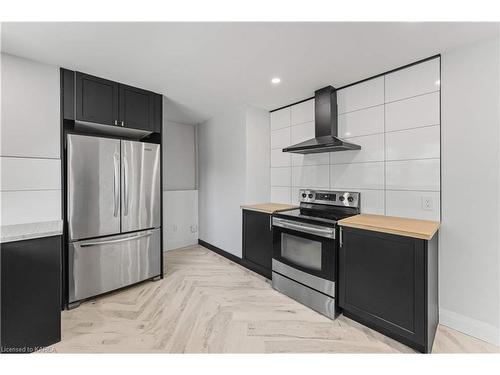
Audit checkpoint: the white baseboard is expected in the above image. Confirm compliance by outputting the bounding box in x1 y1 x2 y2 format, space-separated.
440 308 500 346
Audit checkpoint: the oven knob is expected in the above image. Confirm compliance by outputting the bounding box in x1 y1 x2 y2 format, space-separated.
339 196 345 202
308 194 313 199
302 193 307 198
347 196 354 203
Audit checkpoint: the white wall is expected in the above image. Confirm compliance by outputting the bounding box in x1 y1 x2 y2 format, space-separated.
440 37 500 346
163 120 197 190
163 190 198 251
245 106 270 203
198 106 270 257
270 58 441 221
0 53 61 226
162 98 199 251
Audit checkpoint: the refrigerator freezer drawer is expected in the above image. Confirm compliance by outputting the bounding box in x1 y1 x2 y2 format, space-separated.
68 229 161 303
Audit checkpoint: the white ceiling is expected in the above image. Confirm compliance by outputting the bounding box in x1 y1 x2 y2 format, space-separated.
1 22 498 124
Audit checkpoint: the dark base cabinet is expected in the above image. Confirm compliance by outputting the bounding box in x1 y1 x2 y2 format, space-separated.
242 210 273 279
339 227 438 353
1 236 62 353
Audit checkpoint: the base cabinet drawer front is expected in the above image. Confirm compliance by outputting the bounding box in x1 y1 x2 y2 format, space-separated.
1 236 61 353
242 210 273 278
339 227 431 352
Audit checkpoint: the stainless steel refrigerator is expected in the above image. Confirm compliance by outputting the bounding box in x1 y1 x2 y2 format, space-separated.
67 134 161 306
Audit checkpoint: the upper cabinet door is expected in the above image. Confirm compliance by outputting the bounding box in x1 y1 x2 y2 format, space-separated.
119 84 154 131
75 72 119 126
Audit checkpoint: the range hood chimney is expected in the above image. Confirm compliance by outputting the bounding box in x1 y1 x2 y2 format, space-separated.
282 86 361 154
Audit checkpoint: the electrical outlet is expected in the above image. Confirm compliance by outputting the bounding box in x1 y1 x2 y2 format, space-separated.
422 196 433 211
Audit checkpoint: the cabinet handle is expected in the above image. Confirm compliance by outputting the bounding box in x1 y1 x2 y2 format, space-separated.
339 227 343 247
269 215 272 231
121 121 124 127
114 120 118 125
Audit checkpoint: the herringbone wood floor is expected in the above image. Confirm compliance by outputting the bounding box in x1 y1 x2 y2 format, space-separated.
50 245 499 353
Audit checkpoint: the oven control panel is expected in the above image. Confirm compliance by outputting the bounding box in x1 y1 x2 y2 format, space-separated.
299 189 360 208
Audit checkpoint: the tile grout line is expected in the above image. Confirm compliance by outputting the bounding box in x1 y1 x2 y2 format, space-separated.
0 188 61 192
337 89 439 116
0 155 61 160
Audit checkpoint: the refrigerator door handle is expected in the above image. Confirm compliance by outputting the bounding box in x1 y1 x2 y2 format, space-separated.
113 153 120 217
80 232 153 247
123 155 129 216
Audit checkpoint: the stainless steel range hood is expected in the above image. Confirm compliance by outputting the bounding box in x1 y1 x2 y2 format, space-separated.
282 86 361 154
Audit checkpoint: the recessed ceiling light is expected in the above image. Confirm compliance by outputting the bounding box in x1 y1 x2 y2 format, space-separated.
435 80 440 86
271 77 281 84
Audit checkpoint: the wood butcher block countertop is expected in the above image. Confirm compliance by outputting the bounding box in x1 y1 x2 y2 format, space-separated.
338 214 440 240
240 203 298 214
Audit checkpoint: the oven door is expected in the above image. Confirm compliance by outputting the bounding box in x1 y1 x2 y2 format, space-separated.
272 217 336 283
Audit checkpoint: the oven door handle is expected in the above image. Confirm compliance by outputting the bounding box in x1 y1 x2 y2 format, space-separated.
273 218 335 239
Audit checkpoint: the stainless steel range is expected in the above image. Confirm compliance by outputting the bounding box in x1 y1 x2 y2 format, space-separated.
272 189 360 319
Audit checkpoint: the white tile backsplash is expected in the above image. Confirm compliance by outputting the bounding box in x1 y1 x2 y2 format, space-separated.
1 54 60 159
271 167 291 187
291 99 315 125
291 152 330 167
338 105 384 138
385 91 440 132
0 157 61 191
270 107 291 130
357 189 385 215
271 127 291 150
292 165 329 188
290 121 315 144
269 57 441 221
271 148 291 167
386 126 440 161
1 54 62 227
0 190 61 226
337 76 384 114
271 186 291 204
386 190 440 221
330 134 384 164
330 162 385 190
386 159 440 191
385 58 440 102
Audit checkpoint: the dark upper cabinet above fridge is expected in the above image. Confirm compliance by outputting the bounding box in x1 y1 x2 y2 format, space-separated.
63 69 162 133
119 84 155 131
76 72 119 126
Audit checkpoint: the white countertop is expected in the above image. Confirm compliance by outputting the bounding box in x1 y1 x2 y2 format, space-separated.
0 220 63 244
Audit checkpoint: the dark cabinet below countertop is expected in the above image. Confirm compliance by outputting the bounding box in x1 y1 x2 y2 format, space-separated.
0 236 62 353
242 209 274 279
338 225 438 353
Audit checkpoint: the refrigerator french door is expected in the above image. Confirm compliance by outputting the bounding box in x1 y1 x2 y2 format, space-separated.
67 134 161 305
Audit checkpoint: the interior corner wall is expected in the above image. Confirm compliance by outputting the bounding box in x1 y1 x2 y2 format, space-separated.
162 97 199 251
440 36 500 346
197 107 247 257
